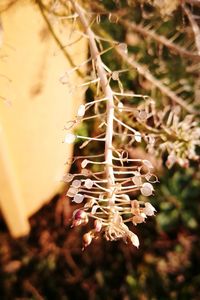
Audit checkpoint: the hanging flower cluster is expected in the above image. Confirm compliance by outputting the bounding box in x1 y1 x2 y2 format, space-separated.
61 0 159 249
64 97 157 249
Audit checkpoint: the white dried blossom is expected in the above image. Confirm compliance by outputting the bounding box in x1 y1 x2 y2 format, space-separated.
64 133 76 144
77 104 86 117
73 193 84 204
140 182 154 197
143 202 156 216
65 0 158 249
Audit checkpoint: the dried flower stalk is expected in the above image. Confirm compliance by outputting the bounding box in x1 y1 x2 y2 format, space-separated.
63 0 158 249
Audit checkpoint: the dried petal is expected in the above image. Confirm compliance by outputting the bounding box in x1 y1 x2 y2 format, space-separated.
81 168 91 176
131 200 140 209
135 131 141 142
83 232 93 248
118 101 123 112
112 71 119 80
132 175 142 186
73 193 84 203
72 179 81 188
117 43 128 54
138 110 148 121
77 104 86 117
130 232 139 248
143 160 153 169
81 159 89 168
140 182 153 197
84 178 93 189
74 209 87 220
67 187 78 197
64 133 76 144
132 215 146 224
94 219 102 232
63 173 74 182
120 194 130 201
166 153 177 168
91 205 99 215
143 202 156 216
148 135 155 145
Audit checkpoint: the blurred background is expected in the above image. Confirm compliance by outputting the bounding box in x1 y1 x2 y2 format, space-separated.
0 1 200 299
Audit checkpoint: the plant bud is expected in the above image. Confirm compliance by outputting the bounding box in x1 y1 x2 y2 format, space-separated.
73 193 84 204
72 219 82 227
140 182 154 197
130 232 139 248
83 232 93 248
132 215 146 225
81 159 89 168
74 209 87 220
143 202 156 216
84 178 93 189
94 219 102 232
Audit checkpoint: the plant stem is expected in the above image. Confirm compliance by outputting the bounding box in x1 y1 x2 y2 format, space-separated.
69 0 115 205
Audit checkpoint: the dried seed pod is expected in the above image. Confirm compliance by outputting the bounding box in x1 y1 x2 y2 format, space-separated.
137 110 148 121
83 231 93 248
135 131 141 142
63 173 74 182
72 179 81 188
74 209 87 220
94 219 102 232
143 160 153 169
84 178 93 189
117 43 128 54
143 202 156 216
140 182 154 197
73 193 85 203
81 159 89 168
77 104 86 117
81 168 91 176
67 187 78 197
132 175 142 186
112 71 119 81
129 232 139 248
132 214 146 224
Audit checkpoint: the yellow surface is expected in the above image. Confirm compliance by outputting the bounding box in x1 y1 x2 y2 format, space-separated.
0 1 87 237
